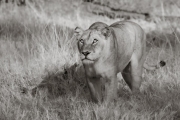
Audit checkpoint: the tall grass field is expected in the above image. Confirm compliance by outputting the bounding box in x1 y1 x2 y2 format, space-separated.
0 0 180 120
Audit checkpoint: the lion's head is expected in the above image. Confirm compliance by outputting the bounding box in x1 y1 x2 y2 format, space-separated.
75 22 113 65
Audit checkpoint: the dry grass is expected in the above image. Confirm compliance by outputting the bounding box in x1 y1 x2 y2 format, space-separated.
0 1 180 120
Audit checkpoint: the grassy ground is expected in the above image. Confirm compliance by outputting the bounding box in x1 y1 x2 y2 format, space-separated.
0 1 180 120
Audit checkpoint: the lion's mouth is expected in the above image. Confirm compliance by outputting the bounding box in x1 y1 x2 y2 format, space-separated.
82 58 94 64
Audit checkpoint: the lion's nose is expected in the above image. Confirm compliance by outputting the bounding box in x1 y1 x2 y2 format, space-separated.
82 51 90 56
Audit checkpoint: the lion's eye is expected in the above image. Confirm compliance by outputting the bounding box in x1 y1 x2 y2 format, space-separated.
92 39 98 44
79 39 84 44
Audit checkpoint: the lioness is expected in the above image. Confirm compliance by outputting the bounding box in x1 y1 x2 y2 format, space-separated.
75 21 165 103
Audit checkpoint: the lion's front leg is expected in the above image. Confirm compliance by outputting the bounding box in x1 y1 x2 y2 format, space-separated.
87 77 103 103
104 76 118 103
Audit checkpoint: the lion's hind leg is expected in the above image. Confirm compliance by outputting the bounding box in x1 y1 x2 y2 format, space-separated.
122 54 144 92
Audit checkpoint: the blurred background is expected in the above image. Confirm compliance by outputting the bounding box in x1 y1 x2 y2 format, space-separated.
1 0 180 30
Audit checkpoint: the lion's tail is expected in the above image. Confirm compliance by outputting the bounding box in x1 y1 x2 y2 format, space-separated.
143 61 166 71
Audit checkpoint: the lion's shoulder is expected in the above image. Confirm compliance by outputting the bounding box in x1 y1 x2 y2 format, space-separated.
110 21 143 33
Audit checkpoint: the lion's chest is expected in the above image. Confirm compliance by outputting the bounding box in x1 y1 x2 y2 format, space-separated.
84 60 116 78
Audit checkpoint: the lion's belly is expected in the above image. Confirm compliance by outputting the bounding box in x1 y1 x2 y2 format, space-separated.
117 55 132 72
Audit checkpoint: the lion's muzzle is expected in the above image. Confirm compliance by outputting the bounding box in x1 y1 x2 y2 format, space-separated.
82 51 91 57
81 51 95 64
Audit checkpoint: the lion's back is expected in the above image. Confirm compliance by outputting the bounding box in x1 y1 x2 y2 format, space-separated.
110 21 145 50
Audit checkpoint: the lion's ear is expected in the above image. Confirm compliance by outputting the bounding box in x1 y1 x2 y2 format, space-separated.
74 27 84 36
101 27 111 37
